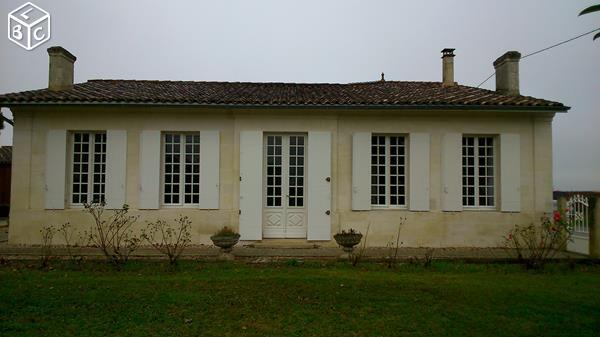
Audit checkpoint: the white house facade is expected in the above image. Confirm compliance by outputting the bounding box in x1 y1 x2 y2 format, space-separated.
0 47 569 247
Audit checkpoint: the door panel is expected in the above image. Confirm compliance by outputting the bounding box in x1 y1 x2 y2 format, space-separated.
239 131 263 240
263 134 307 238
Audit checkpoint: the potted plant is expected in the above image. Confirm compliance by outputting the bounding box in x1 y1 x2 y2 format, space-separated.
210 226 240 252
334 228 363 252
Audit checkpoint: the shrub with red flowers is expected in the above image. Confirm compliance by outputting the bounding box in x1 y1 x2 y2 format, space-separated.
504 209 573 269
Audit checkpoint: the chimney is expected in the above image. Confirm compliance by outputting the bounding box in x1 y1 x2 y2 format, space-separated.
441 48 456 87
47 46 76 91
493 51 521 96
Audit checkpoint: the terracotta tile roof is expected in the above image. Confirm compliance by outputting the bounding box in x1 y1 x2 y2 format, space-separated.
0 80 568 110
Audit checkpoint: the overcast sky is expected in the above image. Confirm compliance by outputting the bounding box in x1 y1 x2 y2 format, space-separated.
0 0 598 191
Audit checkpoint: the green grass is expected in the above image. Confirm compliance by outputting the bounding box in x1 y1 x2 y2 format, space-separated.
0 260 599 337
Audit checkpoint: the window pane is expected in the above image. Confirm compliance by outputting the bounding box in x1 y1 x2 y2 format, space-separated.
265 136 283 208
389 136 406 206
163 133 182 205
371 135 386 206
72 132 106 204
462 136 495 207
462 136 476 206
181 133 200 205
72 133 89 204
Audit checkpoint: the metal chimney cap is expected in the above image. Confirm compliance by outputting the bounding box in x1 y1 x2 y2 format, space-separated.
441 48 455 57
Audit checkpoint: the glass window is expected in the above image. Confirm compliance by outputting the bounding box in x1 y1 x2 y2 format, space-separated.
71 132 106 204
371 135 407 207
462 136 495 207
163 133 200 205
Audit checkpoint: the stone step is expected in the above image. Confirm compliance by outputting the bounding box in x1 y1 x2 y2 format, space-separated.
243 239 336 249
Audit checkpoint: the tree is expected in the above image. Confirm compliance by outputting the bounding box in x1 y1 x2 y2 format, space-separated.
579 4 600 41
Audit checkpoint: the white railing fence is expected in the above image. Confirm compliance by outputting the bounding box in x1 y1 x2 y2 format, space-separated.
566 194 589 234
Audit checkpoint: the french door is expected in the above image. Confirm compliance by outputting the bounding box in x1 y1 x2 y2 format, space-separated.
263 134 307 238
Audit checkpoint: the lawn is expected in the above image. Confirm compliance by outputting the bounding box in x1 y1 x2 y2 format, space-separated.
0 260 599 337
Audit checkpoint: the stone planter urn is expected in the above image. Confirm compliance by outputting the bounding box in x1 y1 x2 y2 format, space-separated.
210 234 240 253
334 231 363 252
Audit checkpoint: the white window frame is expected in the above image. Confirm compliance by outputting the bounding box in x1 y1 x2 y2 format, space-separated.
68 131 106 207
161 132 200 207
462 135 497 210
371 134 408 209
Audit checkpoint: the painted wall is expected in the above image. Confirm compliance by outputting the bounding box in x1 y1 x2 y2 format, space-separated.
8 106 556 247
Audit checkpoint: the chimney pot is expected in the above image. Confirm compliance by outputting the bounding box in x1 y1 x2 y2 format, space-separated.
47 46 76 91
441 48 456 87
493 51 521 96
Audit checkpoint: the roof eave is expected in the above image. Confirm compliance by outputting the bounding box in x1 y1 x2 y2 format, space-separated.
0 101 571 112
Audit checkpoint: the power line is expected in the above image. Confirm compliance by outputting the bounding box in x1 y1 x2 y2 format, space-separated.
521 27 600 59
476 27 600 88
476 73 496 89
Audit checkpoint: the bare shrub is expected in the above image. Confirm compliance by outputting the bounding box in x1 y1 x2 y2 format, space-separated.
141 215 192 266
409 248 436 268
40 224 56 269
504 210 573 270
350 223 370 267
84 203 141 268
56 222 84 265
422 248 435 268
385 217 406 268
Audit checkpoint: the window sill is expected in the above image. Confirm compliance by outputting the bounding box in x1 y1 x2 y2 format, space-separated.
462 206 498 211
68 204 86 209
370 206 408 211
161 205 200 209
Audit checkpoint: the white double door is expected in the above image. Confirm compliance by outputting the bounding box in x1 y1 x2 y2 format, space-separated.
263 134 307 238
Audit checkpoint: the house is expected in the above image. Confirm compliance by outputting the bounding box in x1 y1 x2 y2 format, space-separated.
0 46 569 247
